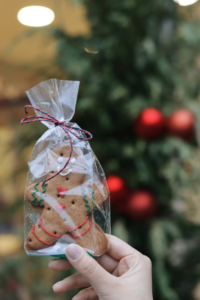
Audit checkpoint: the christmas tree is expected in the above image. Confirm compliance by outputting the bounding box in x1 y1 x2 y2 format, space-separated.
47 1 200 299
2 0 200 299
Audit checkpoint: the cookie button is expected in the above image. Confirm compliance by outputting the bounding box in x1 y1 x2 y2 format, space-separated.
70 157 76 164
58 157 64 164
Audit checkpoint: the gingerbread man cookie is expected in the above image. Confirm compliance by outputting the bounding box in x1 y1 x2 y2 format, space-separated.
25 145 109 256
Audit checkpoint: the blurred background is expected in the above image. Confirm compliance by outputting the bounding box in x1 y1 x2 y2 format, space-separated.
1 0 200 299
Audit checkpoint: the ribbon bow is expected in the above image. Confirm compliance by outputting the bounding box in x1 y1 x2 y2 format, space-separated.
21 105 93 186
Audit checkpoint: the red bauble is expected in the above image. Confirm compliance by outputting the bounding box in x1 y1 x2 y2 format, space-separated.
6 279 19 292
167 109 195 140
107 175 130 212
134 108 165 139
107 176 124 194
127 191 157 220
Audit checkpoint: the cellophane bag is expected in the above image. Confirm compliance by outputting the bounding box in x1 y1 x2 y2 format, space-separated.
23 79 110 257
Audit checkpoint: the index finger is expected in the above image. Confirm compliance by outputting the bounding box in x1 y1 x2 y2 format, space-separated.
106 234 142 261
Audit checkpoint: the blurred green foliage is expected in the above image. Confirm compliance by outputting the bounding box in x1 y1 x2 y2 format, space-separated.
47 1 200 299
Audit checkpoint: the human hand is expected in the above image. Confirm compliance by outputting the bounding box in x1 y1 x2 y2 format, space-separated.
49 235 153 300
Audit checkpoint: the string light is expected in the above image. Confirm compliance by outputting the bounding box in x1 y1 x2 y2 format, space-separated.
17 6 55 27
84 48 99 54
174 0 198 6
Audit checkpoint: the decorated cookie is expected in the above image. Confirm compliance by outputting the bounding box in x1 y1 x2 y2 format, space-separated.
22 79 110 257
25 145 109 256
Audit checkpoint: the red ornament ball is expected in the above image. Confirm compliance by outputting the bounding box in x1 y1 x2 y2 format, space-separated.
127 191 157 220
6 279 19 292
107 175 130 212
107 176 124 193
134 108 165 139
167 109 195 140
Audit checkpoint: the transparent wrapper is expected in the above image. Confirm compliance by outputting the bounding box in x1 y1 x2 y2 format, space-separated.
23 79 110 257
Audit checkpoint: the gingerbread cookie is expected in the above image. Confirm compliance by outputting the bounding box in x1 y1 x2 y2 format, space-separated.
25 145 109 256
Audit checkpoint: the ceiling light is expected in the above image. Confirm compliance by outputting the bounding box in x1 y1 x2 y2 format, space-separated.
174 0 198 6
17 6 55 27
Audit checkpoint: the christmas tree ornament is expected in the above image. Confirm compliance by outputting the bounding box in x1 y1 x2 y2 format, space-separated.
107 175 128 202
107 175 125 199
107 175 130 212
127 190 157 220
167 109 195 140
6 279 19 292
134 108 165 139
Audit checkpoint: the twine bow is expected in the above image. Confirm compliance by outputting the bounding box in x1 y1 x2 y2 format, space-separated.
21 105 93 186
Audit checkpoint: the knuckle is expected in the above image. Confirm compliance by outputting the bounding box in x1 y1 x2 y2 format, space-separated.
128 253 140 268
143 255 152 267
76 288 96 300
71 276 79 288
81 259 97 277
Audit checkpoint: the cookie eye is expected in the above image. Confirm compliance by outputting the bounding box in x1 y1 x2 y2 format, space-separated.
29 239 32 242
72 201 75 205
66 177 69 181
47 207 51 210
57 194 60 198
54 231 57 235
51 171 54 173
60 153 63 156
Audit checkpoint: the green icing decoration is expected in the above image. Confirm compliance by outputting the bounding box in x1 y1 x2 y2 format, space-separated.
38 182 48 206
81 187 91 213
88 187 97 210
38 194 44 206
31 182 47 207
34 182 39 192
31 182 39 206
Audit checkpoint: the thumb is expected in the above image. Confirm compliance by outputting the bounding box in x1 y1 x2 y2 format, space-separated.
65 244 114 292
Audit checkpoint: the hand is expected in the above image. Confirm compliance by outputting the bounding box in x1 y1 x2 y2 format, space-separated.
49 235 153 300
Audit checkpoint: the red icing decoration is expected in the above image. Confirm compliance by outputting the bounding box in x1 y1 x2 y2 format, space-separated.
57 186 68 198
69 216 89 232
31 224 52 245
55 203 65 214
31 215 92 245
72 221 92 238
39 218 62 238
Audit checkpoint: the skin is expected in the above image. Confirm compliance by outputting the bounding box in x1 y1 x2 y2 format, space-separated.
49 235 153 300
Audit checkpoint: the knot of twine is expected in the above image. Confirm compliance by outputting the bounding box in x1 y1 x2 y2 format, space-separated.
21 105 93 186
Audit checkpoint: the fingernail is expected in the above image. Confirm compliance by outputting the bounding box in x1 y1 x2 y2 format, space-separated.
52 281 62 292
66 244 81 260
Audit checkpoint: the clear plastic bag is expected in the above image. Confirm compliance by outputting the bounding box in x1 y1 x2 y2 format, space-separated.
23 79 110 257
